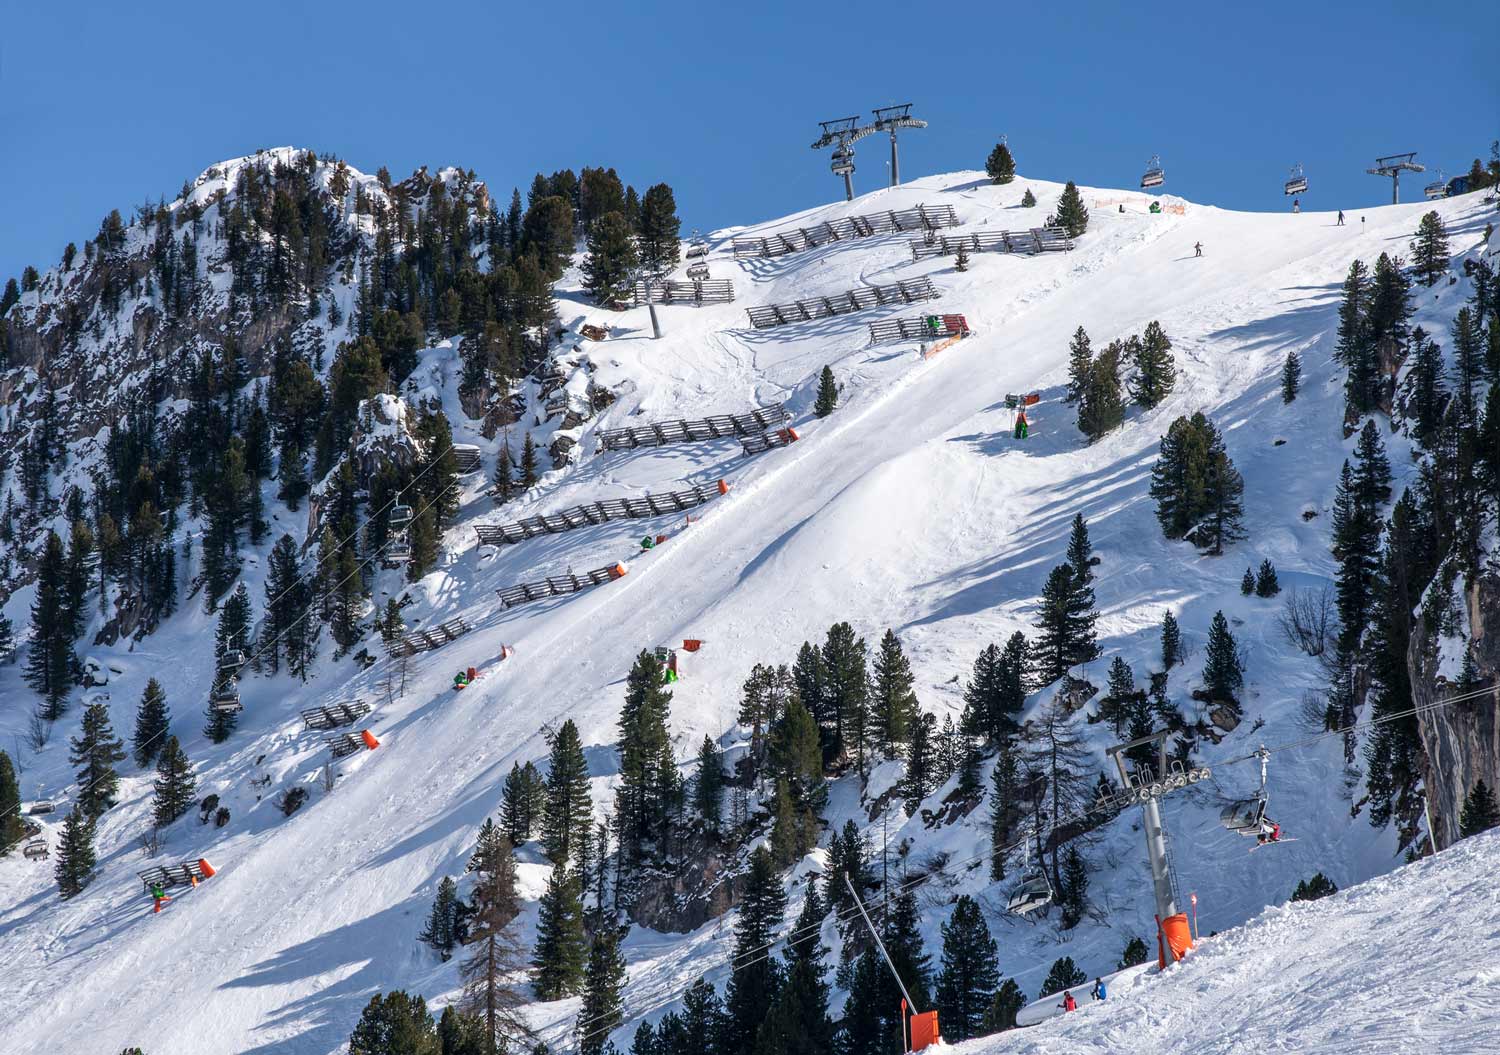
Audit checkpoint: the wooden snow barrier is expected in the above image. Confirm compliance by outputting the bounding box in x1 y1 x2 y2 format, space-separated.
300 700 372 731
496 562 628 609
629 278 735 305
326 731 377 759
741 427 799 456
475 481 729 548
596 403 788 452
138 860 213 892
868 314 970 344
385 616 473 658
745 277 939 330
452 444 482 475
908 226 1074 261
731 204 960 259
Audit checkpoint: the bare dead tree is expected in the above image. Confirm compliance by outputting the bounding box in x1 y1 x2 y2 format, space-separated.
1278 586 1336 668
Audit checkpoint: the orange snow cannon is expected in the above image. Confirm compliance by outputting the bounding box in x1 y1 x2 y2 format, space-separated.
360 730 381 750
1157 912 1194 967
610 563 628 579
197 859 217 878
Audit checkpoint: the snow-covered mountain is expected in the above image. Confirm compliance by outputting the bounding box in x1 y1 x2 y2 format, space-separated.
1 151 1496 1054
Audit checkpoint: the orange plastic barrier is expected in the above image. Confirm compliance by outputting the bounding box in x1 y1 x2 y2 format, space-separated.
717 479 730 495
611 563 628 579
1157 912 1194 967
681 639 704 652
909 1011 940 1051
197 858 217 878
360 730 381 750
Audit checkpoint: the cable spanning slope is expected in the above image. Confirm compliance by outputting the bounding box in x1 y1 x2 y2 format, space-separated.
0 171 1490 1055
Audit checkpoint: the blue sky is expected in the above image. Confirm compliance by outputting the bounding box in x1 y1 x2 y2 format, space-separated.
2 1 1494 283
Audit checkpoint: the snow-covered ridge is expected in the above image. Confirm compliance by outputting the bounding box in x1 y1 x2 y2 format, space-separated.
1 163 1494 1055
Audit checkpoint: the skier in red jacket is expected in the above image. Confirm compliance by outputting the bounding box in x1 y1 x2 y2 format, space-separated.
1060 991 1077 1012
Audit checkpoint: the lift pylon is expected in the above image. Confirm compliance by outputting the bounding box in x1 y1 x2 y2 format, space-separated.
871 104 927 187
1365 152 1424 205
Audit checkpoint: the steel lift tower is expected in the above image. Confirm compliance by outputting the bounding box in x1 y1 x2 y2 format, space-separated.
812 116 877 202
871 103 927 187
1366 152 1425 205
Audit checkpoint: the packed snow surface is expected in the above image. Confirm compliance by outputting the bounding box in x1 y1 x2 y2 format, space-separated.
0 163 1493 1054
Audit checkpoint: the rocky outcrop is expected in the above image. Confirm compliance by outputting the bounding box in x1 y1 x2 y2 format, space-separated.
1409 568 1500 849
626 832 746 933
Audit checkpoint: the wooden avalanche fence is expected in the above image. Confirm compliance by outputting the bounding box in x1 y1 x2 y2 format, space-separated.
745 277 939 330
732 204 960 259
497 562 627 609
868 314 970 343
741 427 799 456
475 481 728 547
596 404 789 452
386 617 473 658
909 227 1074 260
137 861 209 892
630 279 735 305
300 700 372 731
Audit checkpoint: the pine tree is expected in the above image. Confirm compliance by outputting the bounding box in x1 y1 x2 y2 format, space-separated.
493 437 517 503
132 678 171 768
69 702 125 820
1066 513 1094 583
814 366 838 417
1128 322 1177 409
989 737 1022 880
582 212 639 305
1033 563 1098 684
870 629 919 756
961 642 1009 744
1065 326 1092 404
1058 845 1089 928
1281 349 1302 403
500 762 540 845
755 893 833 1055
1021 188 1037 208
151 735 197 828
577 925 629 1055
1255 559 1280 597
1150 412 1244 554
0 751 24 855
639 184 682 274
1290 873 1339 902
1410 210 1451 287
25 531 75 720
1039 956 1086 999
1459 779 1500 838
900 711 937 804
726 847 786 1055
1241 568 1256 595
532 864 588 999
819 622 869 768
879 889 933 1020
1077 342 1125 441
421 876 460 960
54 806 97 899
1118 936 1150 969
542 719 593 870
1408 334 1447 446
1054 181 1089 238
520 432 539 489
954 241 969 273
981 978 1027 1033
934 895 1000 1041
1202 611 1243 706
615 650 678 872
1334 259 1370 368
347 991 439 1054
985 142 1016 184
694 735 725 833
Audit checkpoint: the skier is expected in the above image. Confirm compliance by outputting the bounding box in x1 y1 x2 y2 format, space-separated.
1092 977 1107 1001
151 883 171 914
1337 210 1345 226
1257 819 1282 845
1013 409 1029 440
1060 990 1077 1013
1194 241 1203 257
1292 199 1300 214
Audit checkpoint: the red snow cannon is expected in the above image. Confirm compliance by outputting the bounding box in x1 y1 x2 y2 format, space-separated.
681 639 705 653
360 730 381 751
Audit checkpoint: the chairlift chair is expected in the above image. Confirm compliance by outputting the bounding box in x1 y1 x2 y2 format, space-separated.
1007 871 1053 915
1140 154 1165 190
386 536 413 563
218 649 246 678
23 838 49 861
1424 169 1449 200
831 149 855 176
211 683 242 713
686 260 709 280
388 504 414 534
1284 163 1308 196
1220 746 1273 834
28 801 57 816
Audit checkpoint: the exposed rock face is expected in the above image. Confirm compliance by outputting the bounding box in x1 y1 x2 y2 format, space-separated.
1410 569 1500 849
626 831 746 933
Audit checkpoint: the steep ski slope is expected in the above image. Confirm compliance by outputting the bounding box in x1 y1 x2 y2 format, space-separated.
0 170 1491 1055
964 829 1500 1054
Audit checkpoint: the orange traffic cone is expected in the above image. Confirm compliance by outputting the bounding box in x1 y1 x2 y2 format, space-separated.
197 858 217 878
360 729 380 750
717 479 730 495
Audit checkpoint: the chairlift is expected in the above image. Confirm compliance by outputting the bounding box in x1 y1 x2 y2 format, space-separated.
1424 169 1448 200
388 504 414 534
386 536 413 563
1140 154 1165 190
218 649 246 677
211 682 242 713
1007 871 1053 915
1220 747 1275 836
686 260 709 280
28 801 57 816
831 149 855 176
1283 163 1308 196
23 838 49 861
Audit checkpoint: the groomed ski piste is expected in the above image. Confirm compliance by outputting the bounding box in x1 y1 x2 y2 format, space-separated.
0 155 1495 1054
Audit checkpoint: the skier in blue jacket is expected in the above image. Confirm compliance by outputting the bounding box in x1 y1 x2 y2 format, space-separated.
1092 977 1107 1001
